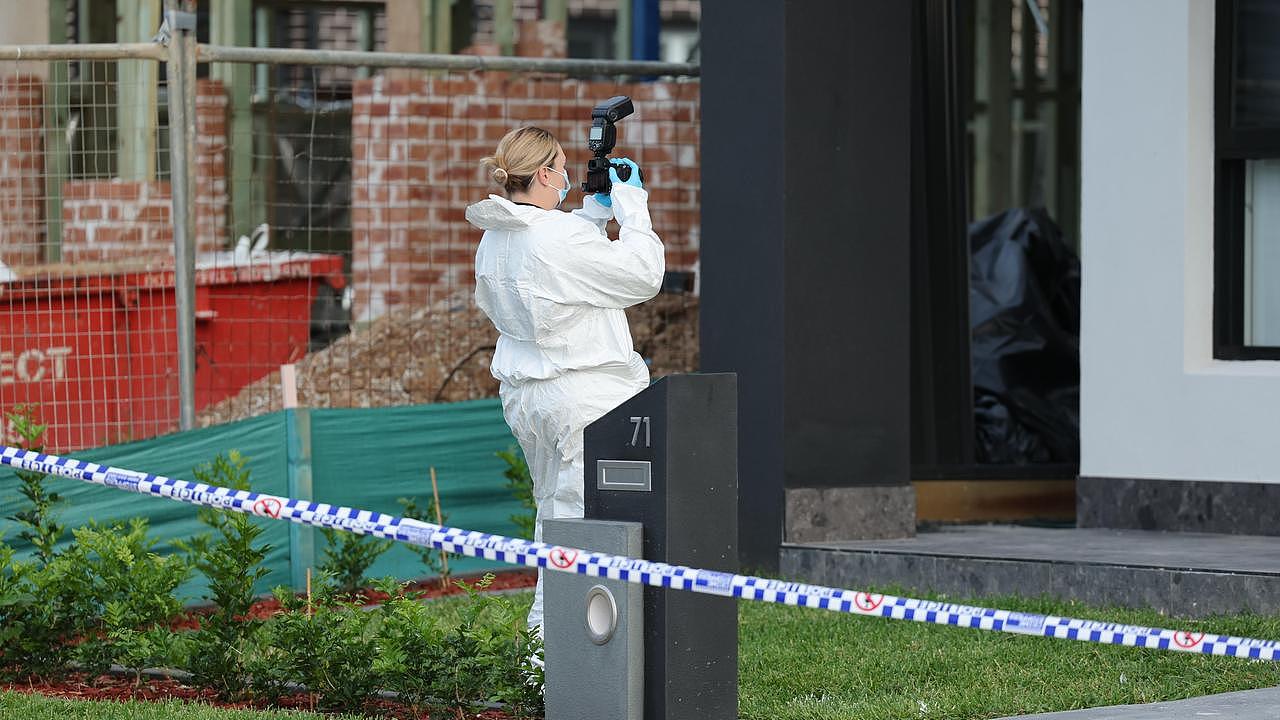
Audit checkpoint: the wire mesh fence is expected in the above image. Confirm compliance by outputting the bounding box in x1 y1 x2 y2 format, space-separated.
0 43 700 453
0 56 180 452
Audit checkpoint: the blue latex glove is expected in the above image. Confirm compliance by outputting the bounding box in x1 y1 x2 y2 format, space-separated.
591 157 646 207
610 157 645 189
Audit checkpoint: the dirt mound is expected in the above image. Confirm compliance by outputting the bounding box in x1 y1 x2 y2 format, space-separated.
628 292 700 379
198 294 698 426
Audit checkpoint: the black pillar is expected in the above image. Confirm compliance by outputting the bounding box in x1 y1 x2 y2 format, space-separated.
701 0 915 569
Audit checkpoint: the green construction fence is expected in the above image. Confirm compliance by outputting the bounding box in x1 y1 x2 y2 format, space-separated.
0 399 525 601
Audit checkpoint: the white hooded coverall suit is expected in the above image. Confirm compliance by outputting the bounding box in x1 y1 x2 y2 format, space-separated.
465 183 665 634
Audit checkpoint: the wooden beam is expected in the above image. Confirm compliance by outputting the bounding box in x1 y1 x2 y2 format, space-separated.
494 0 514 56
614 0 632 60
43 0 70 261
355 5 373 78
116 0 160 181
211 0 255 241
431 0 453 55
544 0 567 25
384 0 422 53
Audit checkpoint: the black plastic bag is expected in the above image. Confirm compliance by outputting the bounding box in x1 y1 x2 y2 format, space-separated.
969 208 1080 463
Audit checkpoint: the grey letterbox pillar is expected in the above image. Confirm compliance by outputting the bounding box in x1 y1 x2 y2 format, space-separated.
544 518 644 720
584 373 739 720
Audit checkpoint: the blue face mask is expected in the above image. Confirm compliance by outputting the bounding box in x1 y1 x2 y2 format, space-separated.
544 166 571 207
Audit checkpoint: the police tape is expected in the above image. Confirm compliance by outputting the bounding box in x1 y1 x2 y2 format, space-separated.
3 444 1278 662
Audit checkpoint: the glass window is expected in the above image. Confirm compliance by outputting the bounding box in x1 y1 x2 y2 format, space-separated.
1214 0 1280 358
1244 159 1280 345
1231 0 1280 128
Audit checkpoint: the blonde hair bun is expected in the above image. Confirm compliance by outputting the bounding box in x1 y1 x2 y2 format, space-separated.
480 126 559 197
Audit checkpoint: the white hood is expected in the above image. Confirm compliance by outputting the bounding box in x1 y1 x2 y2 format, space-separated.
465 195 546 232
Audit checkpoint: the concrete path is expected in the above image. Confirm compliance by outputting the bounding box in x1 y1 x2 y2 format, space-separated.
998 686 1280 719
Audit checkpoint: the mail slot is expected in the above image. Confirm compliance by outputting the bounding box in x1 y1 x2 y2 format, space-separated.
597 459 653 492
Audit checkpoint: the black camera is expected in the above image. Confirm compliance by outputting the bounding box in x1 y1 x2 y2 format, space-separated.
582 95 642 195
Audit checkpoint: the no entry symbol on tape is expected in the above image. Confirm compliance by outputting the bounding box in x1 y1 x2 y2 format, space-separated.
253 498 282 519
549 547 578 569
1174 631 1205 649
855 592 884 612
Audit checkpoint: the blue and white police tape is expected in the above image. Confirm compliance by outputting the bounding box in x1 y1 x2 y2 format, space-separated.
4 444 1278 662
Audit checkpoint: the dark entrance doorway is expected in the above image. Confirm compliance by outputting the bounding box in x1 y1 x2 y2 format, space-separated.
911 0 1082 523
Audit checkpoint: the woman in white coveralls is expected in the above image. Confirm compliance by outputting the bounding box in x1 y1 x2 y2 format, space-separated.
466 126 664 639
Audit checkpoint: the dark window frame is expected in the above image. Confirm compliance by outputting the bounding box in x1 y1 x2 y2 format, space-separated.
1214 0 1280 359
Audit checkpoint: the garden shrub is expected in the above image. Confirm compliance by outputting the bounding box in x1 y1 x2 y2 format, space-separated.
431 573 544 719
44 519 190 680
177 451 272 700
317 528 393 596
5 406 63 565
498 448 536 540
0 541 42 678
0 436 544 716
0 405 74 678
246 582 384 712
365 577 448 712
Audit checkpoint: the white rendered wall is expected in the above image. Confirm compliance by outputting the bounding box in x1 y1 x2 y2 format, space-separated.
1081 0 1280 484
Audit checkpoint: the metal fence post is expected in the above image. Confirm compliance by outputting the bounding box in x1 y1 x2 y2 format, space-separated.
285 407 316 590
164 0 198 431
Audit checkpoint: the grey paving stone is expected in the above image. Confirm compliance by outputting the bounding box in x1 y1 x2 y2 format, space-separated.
994 686 1280 719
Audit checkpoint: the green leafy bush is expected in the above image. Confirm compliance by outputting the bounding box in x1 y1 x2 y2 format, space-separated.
44 519 190 680
104 620 187 686
0 542 41 678
498 448 536 540
0 436 544 713
5 406 63 566
247 582 384 712
0 407 74 678
365 578 447 713
176 452 272 700
431 573 544 719
246 573 543 718
317 527 394 596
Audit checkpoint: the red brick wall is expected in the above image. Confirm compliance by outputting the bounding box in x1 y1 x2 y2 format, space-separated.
60 180 172 262
60 79 229 264
0 76 46 267
351 74 700 321
195 79 230 255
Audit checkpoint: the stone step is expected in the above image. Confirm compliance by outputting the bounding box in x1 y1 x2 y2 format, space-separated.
780 525 1280 617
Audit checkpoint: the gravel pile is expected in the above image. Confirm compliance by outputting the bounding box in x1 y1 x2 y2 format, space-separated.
198 294 699 426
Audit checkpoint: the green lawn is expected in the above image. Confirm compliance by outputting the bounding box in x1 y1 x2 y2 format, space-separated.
739 590 1280 719
6 589 1280 720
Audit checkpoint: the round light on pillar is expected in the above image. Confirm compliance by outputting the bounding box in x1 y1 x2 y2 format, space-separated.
584 585 618 645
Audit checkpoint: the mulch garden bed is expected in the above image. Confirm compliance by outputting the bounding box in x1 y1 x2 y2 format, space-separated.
169 567 539 631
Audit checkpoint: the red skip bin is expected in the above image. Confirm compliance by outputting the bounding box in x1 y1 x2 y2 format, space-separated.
0 252 345 452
